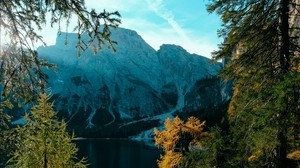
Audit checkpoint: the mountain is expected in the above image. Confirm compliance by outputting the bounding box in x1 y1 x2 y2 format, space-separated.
37 28 232 138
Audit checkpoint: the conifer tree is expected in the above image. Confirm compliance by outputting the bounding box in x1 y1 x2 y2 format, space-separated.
208 0 300 167
7 93 87 168
179 126 225 168
154 116 207 168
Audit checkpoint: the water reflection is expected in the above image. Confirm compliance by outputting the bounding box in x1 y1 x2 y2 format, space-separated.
76 139 161 168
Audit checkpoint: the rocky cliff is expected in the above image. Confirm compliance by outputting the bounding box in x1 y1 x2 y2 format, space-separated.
37 28 231 137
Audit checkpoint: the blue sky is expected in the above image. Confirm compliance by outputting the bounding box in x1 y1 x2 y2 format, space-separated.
41 0 222 58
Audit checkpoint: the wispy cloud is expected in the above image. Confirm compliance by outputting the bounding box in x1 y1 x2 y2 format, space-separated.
122 17 217 57
36 0 220 57
147 0 193 44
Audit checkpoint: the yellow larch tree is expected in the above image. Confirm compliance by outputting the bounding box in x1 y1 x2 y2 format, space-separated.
154 116 206 168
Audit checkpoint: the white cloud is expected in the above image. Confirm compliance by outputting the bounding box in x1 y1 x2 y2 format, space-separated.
146 0 193 45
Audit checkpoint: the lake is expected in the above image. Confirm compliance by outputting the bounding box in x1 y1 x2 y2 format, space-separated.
75 139 162 168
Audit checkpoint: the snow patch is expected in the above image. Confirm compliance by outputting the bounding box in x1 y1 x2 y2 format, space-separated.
119 111 133 120
86 108 96 128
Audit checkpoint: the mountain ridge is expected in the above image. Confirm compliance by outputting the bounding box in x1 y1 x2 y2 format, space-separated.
36 27 231 137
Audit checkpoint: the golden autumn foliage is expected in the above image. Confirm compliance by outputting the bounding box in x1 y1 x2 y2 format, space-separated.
248 150 262 162
185 116 206 133
227 85 240 119
157 151 183 168
154 117 182 151
154 116 206 168
287 150 300 161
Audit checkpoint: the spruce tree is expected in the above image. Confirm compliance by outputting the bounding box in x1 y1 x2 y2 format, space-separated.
7 93 87 168
208 0 300 167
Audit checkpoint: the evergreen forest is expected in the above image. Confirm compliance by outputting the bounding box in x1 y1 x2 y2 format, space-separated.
0 0 300 168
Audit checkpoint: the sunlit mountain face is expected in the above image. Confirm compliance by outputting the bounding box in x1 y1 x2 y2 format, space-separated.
36 28 232 138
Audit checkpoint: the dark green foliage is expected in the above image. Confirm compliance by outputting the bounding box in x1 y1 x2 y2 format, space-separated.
206 0 300 167
184 76 232 127
180 126 226 168
0 129 18 167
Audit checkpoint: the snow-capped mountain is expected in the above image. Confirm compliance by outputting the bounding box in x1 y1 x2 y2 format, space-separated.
37 28 231 137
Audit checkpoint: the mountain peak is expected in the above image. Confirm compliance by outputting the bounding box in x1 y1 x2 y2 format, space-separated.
159 44 187 52
53 27 144 49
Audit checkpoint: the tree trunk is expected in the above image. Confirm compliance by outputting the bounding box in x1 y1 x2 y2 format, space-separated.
279 0 290 73
44 152 48 168
276 0 290 167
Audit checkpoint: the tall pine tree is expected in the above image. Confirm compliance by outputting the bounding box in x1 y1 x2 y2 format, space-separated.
208 0 300 167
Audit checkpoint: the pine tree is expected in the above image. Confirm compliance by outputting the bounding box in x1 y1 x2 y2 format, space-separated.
7 93 87 168
208 0 300 167
179 126 225 168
